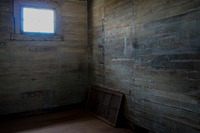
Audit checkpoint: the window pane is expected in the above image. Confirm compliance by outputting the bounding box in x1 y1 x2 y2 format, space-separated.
22 7 54 33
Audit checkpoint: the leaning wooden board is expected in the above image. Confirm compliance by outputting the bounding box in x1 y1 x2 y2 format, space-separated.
85 86 123 126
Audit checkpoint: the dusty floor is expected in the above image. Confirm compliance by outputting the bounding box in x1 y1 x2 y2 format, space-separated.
0 109 134 133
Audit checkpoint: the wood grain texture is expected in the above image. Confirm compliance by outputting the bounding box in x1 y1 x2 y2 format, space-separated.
88 0 200 133
0 0 88 115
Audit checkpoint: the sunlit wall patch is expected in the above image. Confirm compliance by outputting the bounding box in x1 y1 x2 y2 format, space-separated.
21 7 55 34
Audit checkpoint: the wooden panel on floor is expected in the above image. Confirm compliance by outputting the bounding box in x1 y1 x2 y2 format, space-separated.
85 86 123 126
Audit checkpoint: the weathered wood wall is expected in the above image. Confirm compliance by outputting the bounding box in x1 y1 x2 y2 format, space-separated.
88 0 200 133
0 0 88 115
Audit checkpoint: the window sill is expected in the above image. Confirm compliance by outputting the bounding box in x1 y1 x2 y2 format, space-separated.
10 34 64 41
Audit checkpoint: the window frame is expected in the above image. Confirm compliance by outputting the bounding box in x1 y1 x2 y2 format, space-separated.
13 0 62 38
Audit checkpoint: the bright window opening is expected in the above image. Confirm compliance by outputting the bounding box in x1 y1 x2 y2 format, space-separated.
22 7 55 33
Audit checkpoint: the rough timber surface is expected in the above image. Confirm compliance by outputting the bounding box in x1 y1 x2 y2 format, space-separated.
0 0 88 115
88 0 200 133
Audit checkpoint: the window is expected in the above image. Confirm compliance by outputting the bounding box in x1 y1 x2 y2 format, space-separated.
12 0 63 41
22 7 55 34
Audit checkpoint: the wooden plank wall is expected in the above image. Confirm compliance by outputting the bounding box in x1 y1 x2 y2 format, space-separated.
88 0 200 133
0 0 88 115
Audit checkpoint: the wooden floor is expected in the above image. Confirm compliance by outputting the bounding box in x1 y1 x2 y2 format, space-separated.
0 109 134 133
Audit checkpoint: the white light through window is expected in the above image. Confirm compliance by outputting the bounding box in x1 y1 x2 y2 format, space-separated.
22 7 54 33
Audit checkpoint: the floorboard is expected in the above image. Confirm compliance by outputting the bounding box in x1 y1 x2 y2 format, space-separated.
0 109 134 133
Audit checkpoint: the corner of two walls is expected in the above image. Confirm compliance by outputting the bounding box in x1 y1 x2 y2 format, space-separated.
88 0 200 133
0 0 200 132
0 0 88 115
